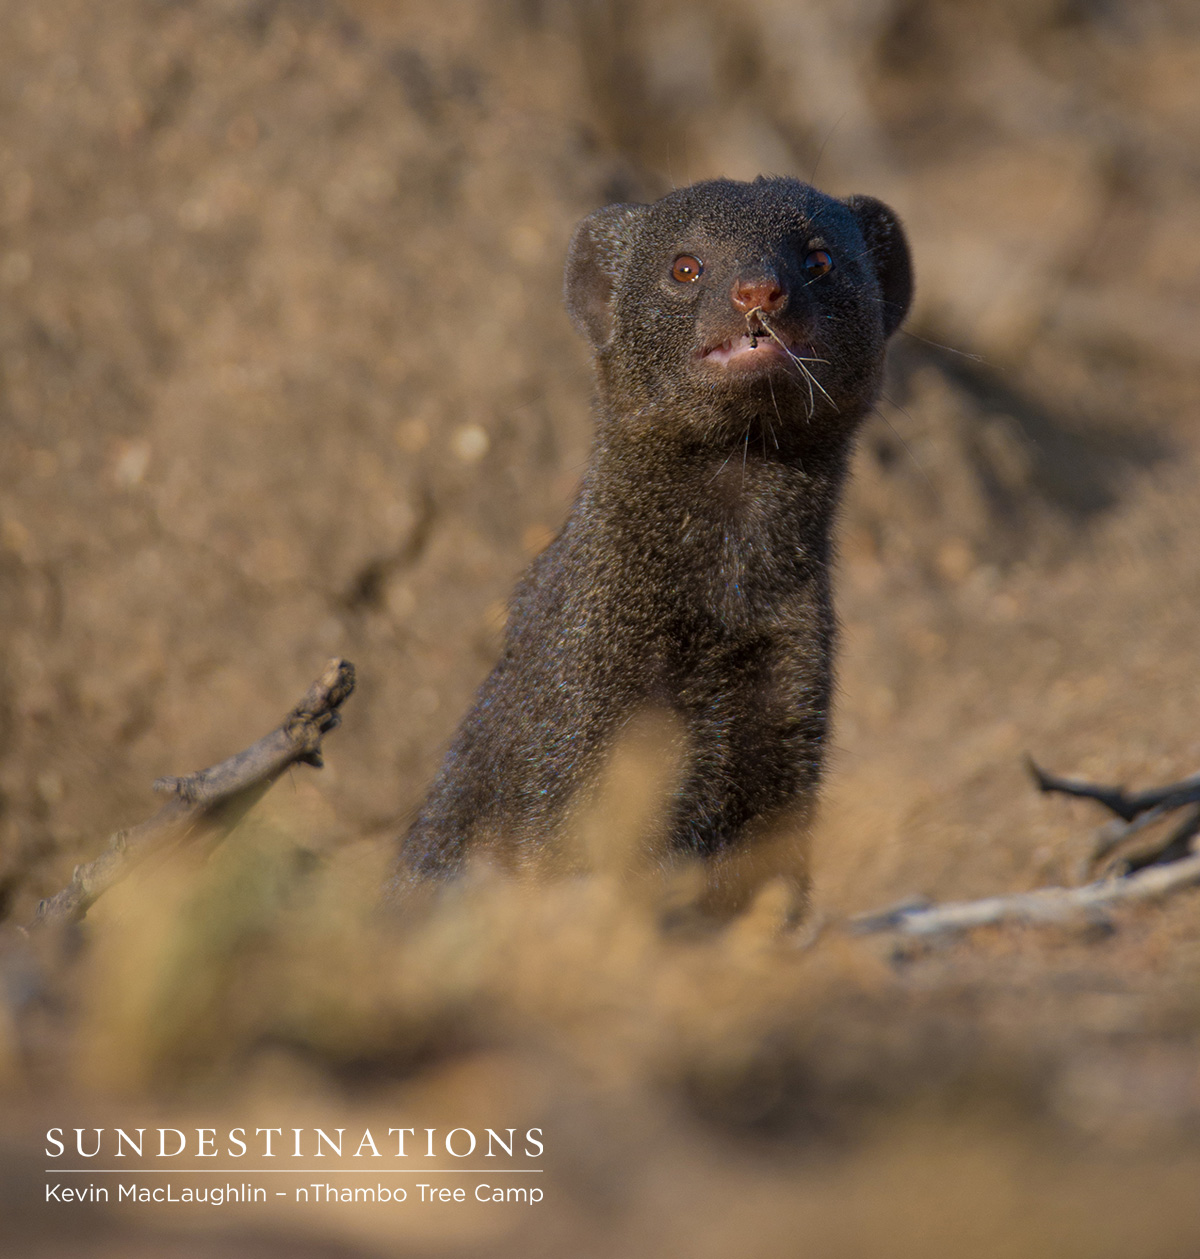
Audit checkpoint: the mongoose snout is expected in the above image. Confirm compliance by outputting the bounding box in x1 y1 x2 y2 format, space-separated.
730 270 787 316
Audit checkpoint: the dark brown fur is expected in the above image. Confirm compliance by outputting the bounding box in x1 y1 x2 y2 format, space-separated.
395 176 912 884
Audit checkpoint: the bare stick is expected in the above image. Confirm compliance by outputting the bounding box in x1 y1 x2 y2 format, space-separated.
1028 756 1200 823
848 849 1200 937
1029 757 1200 869
30 659 356 929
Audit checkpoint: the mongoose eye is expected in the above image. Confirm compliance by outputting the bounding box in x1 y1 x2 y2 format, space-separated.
804 249 834 277
671 254 704 283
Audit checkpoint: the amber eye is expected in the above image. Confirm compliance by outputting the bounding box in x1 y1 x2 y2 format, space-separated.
804 249 833 278
671 254 704 283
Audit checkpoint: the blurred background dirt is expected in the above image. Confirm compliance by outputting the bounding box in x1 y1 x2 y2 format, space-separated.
2 0 1200 1254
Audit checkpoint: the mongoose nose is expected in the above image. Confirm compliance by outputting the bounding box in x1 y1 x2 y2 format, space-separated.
730 273 786 315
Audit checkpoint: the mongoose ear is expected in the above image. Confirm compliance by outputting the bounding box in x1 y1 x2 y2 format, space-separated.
564 203 645 350
843 195 913 339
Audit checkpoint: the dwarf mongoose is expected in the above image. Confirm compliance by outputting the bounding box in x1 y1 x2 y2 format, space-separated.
397 175 912 883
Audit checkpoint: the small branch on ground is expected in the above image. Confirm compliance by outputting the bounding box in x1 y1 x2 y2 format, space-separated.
848 850 1200 937
1029 756 1200 870
1028 757 1200 823
29 659 356 931
851 760 1200 938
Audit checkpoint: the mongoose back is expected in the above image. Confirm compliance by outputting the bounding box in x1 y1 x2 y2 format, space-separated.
397 175 912 883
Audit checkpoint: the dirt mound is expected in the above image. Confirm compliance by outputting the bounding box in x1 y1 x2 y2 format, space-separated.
3 0 1199 907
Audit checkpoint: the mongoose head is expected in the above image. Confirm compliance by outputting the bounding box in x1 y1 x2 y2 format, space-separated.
564 176 912 449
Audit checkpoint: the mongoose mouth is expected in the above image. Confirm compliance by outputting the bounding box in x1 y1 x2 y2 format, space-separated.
698 332 802 367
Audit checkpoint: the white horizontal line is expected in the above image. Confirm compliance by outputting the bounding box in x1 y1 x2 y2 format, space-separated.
45 1169 543 1174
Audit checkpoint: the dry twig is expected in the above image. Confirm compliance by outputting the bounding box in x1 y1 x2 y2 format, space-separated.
1028 757 1200 823
1030 757 1200 872
851 760 1200 938
849 851 1200 937
30 659 356 930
